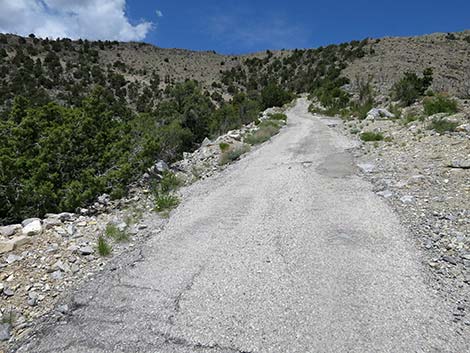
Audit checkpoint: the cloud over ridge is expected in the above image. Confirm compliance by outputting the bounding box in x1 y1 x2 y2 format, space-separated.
0 0 152 41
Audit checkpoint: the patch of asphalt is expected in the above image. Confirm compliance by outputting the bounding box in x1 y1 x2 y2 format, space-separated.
13 99 469 353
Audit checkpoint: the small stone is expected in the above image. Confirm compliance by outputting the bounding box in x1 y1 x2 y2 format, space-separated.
58 212 76 222
461 253 470 261
28 292 38 307
154 160 169 173
137 224 148 230
21 218 40 227
57 304 70 314
3 286 14 297
0 236 31 254
53 260 70 273
0 323 11 341
0 225 21 238
400 195 414 204
201 137 212 146
116 222 127 232
43 217 62 229
376 190 393 199
50 270 63 280
357 163 375 173
442 255 458 265
97 194 111 205
79 246 94 256
22 220 42 236
5 254 21 264
66 224 76 236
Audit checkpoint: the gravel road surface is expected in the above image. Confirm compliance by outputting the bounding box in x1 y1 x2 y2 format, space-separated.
16 99 469 353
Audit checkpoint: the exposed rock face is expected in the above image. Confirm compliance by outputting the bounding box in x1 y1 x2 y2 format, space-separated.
366 108 395 120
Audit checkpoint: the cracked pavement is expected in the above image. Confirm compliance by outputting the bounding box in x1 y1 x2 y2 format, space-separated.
15 99 469 352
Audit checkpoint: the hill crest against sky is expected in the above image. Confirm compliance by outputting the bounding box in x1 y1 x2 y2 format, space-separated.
0 0 469 54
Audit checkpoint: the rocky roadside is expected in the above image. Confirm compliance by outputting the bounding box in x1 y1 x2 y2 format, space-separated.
0 106 287 352
326 102 470 334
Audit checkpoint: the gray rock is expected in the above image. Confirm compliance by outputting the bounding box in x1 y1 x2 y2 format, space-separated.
53 260 70 272
154 160 169 173
0 236 31 254
57 304 70 314
0 323 10 341
357 163 375 173
79 208 90 216
58 212 76 222
50 270 63 280
22 219 42 236
201 137 212 146
28 292 38 306
376 190 393 199
21 218 41 227
366 108 395 120
79 246 94 256
116 222 127 232
461 253 470 261
400 195 414 204
66 224 76 236
5 254 21 264
97 194 111 205
3 286 14 297
43 217 62 229
455 123 470 133
442 255 458 265
449 160 470 169
23 219 42 236
0 224 21 238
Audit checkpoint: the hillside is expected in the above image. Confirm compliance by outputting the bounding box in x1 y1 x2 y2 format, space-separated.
0 30 469 224
1 31 469 111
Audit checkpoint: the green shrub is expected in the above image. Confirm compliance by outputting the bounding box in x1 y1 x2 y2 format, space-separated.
260 83 293 109
428 118 459 133
350 100 374 119
159 171 182 194
402 114 422 125
97 236 112 256
219 142 230 152
219 144 251 165
155 194 180 212
244 124 280 145
105 223 130 242
391 68 433 106
360 131 384 142
268 113 288 121
423 95 458 116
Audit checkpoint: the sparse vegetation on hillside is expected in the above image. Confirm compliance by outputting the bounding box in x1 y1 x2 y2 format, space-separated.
219 144 251 165
391 68 433 106
428 118 459 133
1 31 469 223
0 78 264 224
423 94 458 116
360 131 384 142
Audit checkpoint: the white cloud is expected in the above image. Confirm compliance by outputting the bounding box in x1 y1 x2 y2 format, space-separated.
156 10 163 18
0 0 153 41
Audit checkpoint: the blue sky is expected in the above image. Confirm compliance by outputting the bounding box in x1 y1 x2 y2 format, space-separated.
129 0 470 53
0 0 469 54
